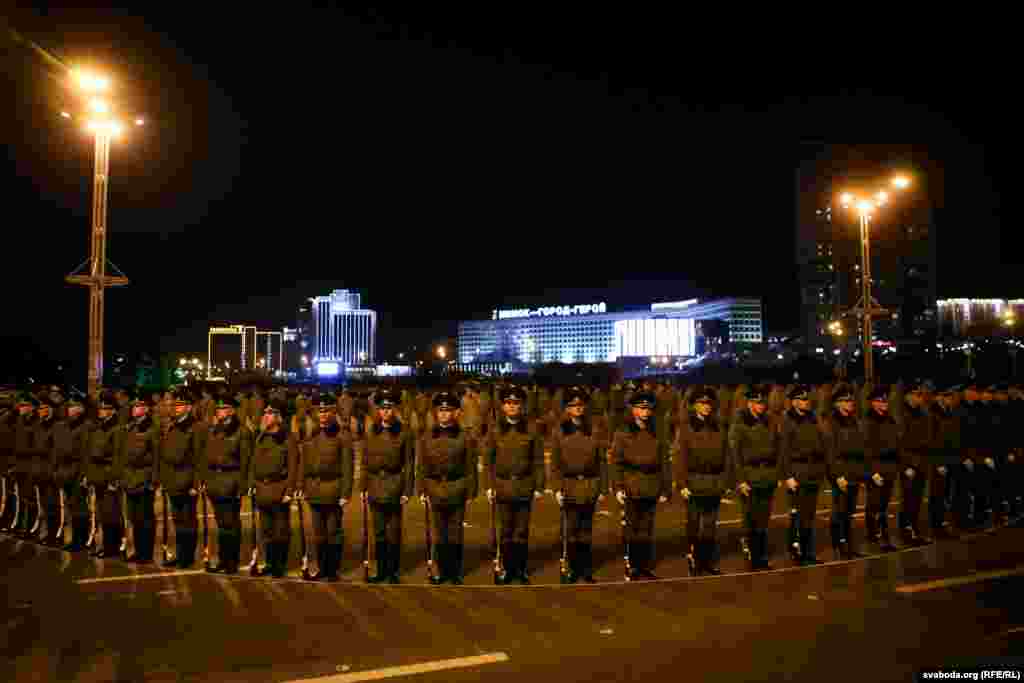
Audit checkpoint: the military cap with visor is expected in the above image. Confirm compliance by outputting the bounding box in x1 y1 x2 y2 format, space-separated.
264 398 289 416
563 386 590 407
745 386 769 402
375 388 400 408
867 386 891 402
788 384 813 401
690 386 717 405
98 390 118 409
171 387 195 404
629 391 657 408
831 384 856 403
317 393 338 409
215 394 239 409
432 391 460 410
500 385 527 402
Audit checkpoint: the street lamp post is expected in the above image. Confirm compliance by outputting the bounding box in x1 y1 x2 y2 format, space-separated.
839 175 911 386
62 69 145 397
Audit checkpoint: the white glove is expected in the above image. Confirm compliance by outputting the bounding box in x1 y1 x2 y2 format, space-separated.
555 491 564 506
189 488 198 497
615 490 627 505
597 493 606 503
339 497 348 508
282 494 292 503
786 477 799 491
533 490 543 500
248 487 256 496
681 488 692 500
738 482 752 497
658 495 668 504
963 458 974 471
872 473 884 487
1008 454 1016 463
904 468 915 479
486 488 495 503
419 494 427 505
984 457 996 469
936 466 947 476
400 495 409 505
544 489 554 496
836 476 848 492
360 491 368 503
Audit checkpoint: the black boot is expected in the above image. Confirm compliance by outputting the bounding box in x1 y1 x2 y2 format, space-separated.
387 542 401 584
879 518 897 552
580 543 597 583
449 544 463 585
842 516 863 559
639 542 658 579
516 543 531 584
561 542 577 584
366 540 387 583
830 520 844 560
496 542 513 584
910 524 932 546
755 530 773 570
800 528 822 565
787 510 802 562
687 542 699 576
327 544 342 582
702 539 722 575
429 544 445 585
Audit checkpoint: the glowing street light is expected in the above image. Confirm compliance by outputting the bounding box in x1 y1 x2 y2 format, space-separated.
892 176 911 189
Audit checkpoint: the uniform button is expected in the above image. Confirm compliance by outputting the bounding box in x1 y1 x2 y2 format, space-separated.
577 475 585 480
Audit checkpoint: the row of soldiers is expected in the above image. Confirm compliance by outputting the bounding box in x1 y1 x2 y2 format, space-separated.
2 378 1022 583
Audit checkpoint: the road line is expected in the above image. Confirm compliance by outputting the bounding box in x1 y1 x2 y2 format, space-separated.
215 575 245 610
75 569 206 584
283 652 510 683
321 585 386 642
895 566 1024 593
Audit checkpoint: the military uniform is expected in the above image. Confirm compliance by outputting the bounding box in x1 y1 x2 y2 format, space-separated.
10 395 39 536
1008 388 1024 524
863 387 902 551
898 383 934 545
249 399 299 577
361 389 414 584
418 391 478 584
674 387 731 576
989 385 1013 526
201 396 253 573
821 385 867 559
298 394 354 581
728 387 781 570
85 392 126 556
779 385 827 565
0 394 18 531
52 397 91 550
485 385 545 584
958 388 990 528
612 392 671 580
31 398 60 544
551 387 610 583
929 387 962 536
120 396 160 562
158 390 206 567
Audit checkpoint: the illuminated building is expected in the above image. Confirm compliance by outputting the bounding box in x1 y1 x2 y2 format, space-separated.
206 325 282 378
456 298 761 369
309 289 377 377
937 299 1024 337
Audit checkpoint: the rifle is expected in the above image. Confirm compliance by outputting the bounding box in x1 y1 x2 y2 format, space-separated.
0 476 7 521
425 496 435 582
201 483 210 569
362 492 371 582
57 487 68 548
11 481 20 534
248 490 261 576
621 496 632 581
297 490 313 579
85 483 96 549
30 484 42 536
161 489 172 563
559 496 570 583
491 494 506 584
120 487 134 560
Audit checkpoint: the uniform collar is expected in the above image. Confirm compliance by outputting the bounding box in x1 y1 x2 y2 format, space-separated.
499 418 528 434
432 422 461 437
561 418 591 436
173 414 195 431
129 415 153 432
786 407 816 424
373 419 402 436
741 409 768 427
627 417 656 435
689 414 718 432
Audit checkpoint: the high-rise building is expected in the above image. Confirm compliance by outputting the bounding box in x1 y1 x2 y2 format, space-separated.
309 289 377 377
937 298 1024 337
796 145 937 344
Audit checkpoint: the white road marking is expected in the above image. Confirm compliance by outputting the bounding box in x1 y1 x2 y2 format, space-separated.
895 566 1024 593
283 652 510 683
75 569 206 584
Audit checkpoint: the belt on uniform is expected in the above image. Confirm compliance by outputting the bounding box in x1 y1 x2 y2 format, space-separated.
208 464 241 472
257 475 287 484
428 473 464 482
497 474 528 480
878 453 899 463
622 464 660 474
747 459 776 468
564 473 598 480
693 467 725 476
839 453 865 463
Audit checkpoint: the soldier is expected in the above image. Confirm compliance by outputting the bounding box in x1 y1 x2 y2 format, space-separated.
485 385 545 585
51 393 91 550
958 381 989 529
0 390 17 532
249 398 298 578
990 383 1013 527
551 386 609 583
417 390 478 584
10 393 39 537
898 381 933 546
822 384 866 559
85 391 125 557
674 386 730 576
929 384 961 539
361 388 414 584
120 392 160 563
1008 384 1024 526
863 386 901 551
299 393 354 582
612 391 671 580
32 394 60 544
158 388 205 567
201 394 253 574
779 384 827 565
114 388 132 427
729 386 781 570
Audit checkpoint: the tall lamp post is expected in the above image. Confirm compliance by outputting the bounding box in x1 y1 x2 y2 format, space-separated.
839 175 912 386
829 320 846 380
62 68 145 397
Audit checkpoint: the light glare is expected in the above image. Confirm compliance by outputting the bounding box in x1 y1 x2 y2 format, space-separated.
892 176 911 189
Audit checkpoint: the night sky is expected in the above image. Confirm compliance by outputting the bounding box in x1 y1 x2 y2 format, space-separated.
2 8 1014 378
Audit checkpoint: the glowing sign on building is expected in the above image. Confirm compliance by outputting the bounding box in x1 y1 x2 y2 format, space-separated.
316 362 340 376
492 302 607 320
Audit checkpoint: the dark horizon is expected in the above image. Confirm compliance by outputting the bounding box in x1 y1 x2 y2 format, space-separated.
2 8 1013 376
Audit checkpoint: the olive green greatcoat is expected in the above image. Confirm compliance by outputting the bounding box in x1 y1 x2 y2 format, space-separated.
29 417 59 485
85 416 124 487
899 405 933 471
821 410 867 481
200 419 253 499
929 403 962 466
158 414 206 496
728 409 782 487
611 420 671 500
249 429 299 507
120 416 160 494
485 418 545 502
299 423 354 504
674 414 732 496
416 423 478 506
779 409 828 482
863 410 903 476
52 415 90 487
360 421 414 504
551 417 610 504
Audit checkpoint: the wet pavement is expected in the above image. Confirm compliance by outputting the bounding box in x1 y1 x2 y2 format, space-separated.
3 490 1023 682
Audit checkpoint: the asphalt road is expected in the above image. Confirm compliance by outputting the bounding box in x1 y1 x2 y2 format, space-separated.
3 491 1024 683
